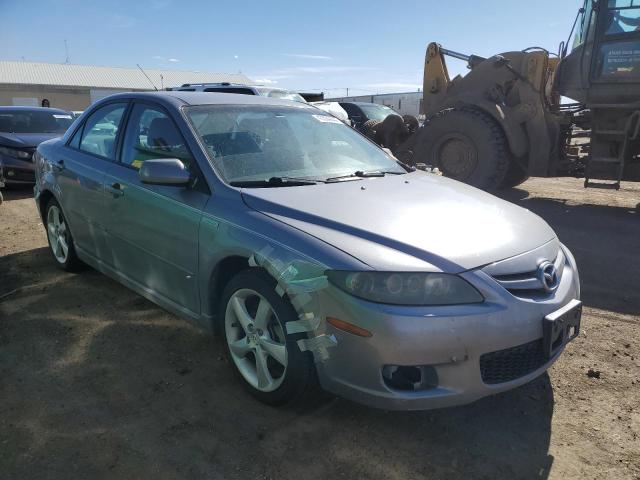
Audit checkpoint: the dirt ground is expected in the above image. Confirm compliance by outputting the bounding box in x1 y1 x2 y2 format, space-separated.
1 178 639 480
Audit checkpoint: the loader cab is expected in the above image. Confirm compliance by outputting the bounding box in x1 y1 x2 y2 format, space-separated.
557 0 640 103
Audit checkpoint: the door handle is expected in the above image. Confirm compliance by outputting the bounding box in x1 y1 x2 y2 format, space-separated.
107 182 124 198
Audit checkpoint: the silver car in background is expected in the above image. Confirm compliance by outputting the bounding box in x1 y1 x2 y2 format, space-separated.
34 92 581 410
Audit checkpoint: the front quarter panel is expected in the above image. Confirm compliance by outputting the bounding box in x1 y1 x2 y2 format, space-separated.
197 187 370 327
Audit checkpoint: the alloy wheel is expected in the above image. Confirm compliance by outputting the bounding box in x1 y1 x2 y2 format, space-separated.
47 205 70 264
224 289 288 392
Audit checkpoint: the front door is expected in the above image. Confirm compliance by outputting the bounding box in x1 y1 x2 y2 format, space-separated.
103 101 208 315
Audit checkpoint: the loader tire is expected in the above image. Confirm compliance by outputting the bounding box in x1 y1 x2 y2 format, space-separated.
402 115 419 134
500 161 529 189
414 107 509 190
361 119 380 140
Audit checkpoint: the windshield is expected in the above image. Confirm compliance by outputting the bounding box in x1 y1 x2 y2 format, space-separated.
358 103 397 122
0 110 73 134
255 87 307 103
186 105 405 184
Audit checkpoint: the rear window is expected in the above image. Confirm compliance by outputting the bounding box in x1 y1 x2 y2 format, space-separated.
0 110 74 134
204 87 256 95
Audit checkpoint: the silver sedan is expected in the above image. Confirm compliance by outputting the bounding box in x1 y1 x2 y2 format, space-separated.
33 91 581 410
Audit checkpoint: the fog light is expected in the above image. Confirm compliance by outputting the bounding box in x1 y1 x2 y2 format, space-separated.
382 365 438 391
6 169 14 177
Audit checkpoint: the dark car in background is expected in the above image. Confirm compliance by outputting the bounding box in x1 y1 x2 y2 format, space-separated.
338 102 399 132
0 106 74 185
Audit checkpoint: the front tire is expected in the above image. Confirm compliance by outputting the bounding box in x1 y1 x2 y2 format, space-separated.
414 107 510 190
45 198 82 272
500 161 529 189
220 269 318 406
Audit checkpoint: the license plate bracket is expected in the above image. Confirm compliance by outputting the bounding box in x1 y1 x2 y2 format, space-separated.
543 299 582 358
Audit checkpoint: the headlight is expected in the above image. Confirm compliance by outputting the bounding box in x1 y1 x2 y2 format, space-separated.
326 271 484 306
0 146 31 159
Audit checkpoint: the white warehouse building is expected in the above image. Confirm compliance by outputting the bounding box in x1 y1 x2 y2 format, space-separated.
0 61 253 111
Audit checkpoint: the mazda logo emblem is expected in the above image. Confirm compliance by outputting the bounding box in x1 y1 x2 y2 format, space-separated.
537 260 559 292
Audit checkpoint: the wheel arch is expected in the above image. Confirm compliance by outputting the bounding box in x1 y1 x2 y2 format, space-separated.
206 255 252 332
36 188 56 222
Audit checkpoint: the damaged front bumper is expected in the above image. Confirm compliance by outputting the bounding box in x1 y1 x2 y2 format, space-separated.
311 250 581 411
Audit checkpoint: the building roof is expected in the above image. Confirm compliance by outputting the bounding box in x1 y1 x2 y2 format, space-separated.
0 61 253 90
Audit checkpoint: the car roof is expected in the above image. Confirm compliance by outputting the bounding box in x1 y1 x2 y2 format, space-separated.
101 91 309 108
0 106 71 114
341 102 388 107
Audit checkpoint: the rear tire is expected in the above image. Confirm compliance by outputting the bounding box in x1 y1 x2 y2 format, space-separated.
45 198 82 272
361 119 380 140
414 107 510 190
219 269 319 407
402 114 419 134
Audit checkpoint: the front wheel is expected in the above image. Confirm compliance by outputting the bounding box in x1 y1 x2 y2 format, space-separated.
413 108 510 190
499 161 529 189
220 269 318 406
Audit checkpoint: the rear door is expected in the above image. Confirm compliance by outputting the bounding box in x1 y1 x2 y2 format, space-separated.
103 101 209 314
56 101 129 260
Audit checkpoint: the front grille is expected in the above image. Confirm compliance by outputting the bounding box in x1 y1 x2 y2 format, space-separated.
479 339 547 384
491 249 565 295
3 167 35 183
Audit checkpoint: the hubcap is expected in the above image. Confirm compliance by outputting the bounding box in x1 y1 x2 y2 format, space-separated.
437 135 478 180
46 205 69 264
225 289 288 392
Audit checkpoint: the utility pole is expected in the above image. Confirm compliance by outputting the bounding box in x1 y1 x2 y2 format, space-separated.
346 87 349 97
64 39 69 64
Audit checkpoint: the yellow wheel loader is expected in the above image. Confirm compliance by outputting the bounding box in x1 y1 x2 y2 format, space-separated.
382 0 640 190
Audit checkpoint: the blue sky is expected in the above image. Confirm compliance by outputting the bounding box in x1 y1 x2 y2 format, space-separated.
0 0 583 95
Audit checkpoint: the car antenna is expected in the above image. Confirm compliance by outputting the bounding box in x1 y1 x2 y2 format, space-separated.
137 64 158 91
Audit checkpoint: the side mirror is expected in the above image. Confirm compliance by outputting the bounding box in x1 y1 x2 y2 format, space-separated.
139 158 190 186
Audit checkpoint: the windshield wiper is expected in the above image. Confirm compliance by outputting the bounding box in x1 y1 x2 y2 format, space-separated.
325 170 405 183
229 176 319 188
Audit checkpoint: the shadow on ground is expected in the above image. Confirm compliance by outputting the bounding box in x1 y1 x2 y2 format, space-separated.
0 247 554 480
498 187 639 316
1 184 34 202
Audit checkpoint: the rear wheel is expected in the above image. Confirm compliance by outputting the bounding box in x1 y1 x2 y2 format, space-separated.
361 119 380 140
220 269 318 406
45 198 82 272
402 115 419 134
414 108 509 190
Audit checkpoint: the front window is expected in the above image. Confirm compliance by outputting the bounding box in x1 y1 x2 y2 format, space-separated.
357 103 397 122
254 88 307 103
0 110 73 134
121 104 194 171
186 105 405 185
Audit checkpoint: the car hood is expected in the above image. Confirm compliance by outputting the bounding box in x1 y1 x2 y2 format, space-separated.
241 171 557 273
0 132 61 148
